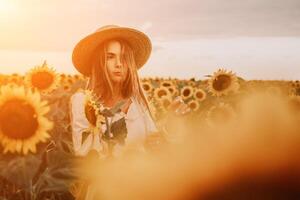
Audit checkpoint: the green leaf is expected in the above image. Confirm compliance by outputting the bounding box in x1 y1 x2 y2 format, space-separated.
0 154 41 190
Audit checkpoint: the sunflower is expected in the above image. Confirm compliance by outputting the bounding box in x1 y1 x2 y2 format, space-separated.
7 73 24 86
154 86 172 100
141 81 153 94
73 74 82 81
188 99 200 112
59 73 67 84
160 80 175 88
66 77 74 85
167 85 179 97
206 102 236 127
288 81 300 96
157 95 173 114
154 77 163 82
0 85 53 154
0 74 5 85
60 73 67 79
24 61 60 93
187 78 196 87
62 83 72 92
287 95 300 118
180 86 194 100
289 87 300 97
207 69 239 97
84 90 105 134
193 88 207 102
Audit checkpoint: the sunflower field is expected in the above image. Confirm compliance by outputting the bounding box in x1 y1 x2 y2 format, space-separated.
0 61 299 200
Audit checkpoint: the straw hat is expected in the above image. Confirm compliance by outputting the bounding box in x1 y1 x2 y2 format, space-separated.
72 25 152 76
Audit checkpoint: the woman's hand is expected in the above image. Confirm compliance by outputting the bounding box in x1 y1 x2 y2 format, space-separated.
168 96 191 116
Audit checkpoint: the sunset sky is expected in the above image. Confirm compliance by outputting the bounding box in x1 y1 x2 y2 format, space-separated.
0 0 299 79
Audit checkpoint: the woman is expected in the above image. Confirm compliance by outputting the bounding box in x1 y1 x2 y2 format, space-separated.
69 25 190 157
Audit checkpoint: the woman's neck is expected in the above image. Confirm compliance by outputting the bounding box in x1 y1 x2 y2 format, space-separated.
104 83 124 107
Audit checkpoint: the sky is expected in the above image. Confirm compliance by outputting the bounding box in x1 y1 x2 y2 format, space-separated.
0 0 300 80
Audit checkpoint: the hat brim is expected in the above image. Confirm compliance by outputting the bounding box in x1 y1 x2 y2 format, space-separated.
72 27 152 76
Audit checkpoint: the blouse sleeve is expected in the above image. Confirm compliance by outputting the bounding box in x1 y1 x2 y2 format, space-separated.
144 109 159 135
69 91 93 156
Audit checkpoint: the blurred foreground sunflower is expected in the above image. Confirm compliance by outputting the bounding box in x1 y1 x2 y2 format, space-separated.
266 86 282 96
207 69 239 97
0 85 53 154
206 102 236 127
157 95 173 114
24 61 59 93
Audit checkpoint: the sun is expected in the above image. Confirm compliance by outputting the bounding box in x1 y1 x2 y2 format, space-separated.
0 0 17 14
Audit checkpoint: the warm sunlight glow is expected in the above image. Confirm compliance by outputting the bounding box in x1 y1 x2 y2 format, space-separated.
0 0 17 14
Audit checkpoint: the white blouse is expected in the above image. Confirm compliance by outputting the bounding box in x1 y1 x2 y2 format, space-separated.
69 91 158 156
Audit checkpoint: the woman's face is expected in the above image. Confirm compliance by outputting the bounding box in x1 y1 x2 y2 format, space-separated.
105 40 128 85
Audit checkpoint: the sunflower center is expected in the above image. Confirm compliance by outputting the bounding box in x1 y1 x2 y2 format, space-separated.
143 84 150 91
183 88 191 97
63 85 70 91
67 79 73 84
0 99 38 139
74 75 80 80
85 103 97 126
157 89 167 98
196 91 203 99
162 82 172 87
190 102 197 110
213 75 232 91
31 71 54 90
168 87 175 94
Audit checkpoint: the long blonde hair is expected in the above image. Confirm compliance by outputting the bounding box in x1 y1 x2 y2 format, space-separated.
85 39 156 124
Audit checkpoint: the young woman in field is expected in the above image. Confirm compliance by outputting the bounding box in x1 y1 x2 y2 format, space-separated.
69 25 190 157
